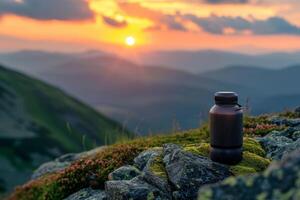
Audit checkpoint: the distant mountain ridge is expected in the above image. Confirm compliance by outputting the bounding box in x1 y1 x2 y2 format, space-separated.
137 50 300 73
1 50 300 134
2 49 300 74
202 65 300 96
0 64 132 192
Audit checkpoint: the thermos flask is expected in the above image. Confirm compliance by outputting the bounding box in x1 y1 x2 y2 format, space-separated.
209 91 243 165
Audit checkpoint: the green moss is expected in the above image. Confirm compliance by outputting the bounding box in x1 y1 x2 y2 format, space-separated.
256 192 268 200
184 143 210 157
198 189 213 200
149 156 168 180
238 152 271 172
230 165 257 175
222 177 238 186
243 138 266 157
147 192 155 200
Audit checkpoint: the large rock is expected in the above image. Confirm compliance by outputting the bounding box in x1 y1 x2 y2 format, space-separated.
163 144 231 200
32 153 81 180
198 150 300 200
108 165 141 181
142 150 172 195
105 176 170 200
64 188 106 200
106 147 172 199
32 147 105 180
258 129 300 160
270 117 300 127
134 147 163 170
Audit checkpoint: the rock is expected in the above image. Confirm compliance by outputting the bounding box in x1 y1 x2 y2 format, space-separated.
134 147 162 170
64 188 106 200
105 176 170 200
258 131 293 158
270 138 300 160
142 151 172 195
31 153 80 180
270 117 300 127
162 144 231 200
32 147 105 180
198 150 300 200
108 165 141 181
291 130 300 141
277 127 300 141
105 148 172 199
258 130 300 160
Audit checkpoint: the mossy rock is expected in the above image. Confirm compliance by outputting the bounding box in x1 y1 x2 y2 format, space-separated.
236 152 270 171
148 156 168 180
183 139 270 176
183 143 210 157
243 138 265 157
229 166 256 175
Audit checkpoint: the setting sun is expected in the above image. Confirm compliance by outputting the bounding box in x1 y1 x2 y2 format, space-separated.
125 36 136 46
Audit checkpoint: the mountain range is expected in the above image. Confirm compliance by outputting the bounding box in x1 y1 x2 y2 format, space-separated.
0 65 132 193
0 50 300 134
137 50 300 73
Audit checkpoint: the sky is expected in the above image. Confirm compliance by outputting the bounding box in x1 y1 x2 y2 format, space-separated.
1 0 300 54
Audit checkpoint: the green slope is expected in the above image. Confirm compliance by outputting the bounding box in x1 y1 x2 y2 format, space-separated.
0 65 133 193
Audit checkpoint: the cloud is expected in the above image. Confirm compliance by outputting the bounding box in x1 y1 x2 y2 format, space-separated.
102 16 127 28
184 14 300 35
204 0 248 4
119 2 187 31
0 0 94 20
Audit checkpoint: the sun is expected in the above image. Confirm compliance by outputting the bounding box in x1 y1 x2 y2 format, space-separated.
125 36 136 47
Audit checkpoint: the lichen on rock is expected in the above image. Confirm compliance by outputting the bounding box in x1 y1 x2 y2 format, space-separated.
108 165 141 181
163 144 231 200
198 150 300 200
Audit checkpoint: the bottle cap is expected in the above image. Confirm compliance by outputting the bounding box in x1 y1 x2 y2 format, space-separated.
214 91 238 105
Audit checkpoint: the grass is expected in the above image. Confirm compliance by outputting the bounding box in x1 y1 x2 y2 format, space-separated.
0 65 133 152
9 114 286 200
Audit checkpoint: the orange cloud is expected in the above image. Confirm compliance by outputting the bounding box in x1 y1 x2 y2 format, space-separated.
0 0 300 53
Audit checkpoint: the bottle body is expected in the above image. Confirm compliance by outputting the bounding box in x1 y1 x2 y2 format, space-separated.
209 101 243 165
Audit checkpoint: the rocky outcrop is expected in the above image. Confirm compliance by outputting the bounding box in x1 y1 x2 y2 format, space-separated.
103 144 231 200
163 144 231 200
27 111 300 200
258 126 300 160
198 149 300 200
32 147 105 180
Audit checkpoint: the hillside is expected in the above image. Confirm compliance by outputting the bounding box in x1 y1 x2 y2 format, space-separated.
0 65 133 193
7 108 300 200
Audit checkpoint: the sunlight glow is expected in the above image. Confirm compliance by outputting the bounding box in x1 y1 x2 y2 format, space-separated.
125 36 136 46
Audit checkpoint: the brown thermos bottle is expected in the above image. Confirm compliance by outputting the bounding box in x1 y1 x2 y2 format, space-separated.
209 91 243 165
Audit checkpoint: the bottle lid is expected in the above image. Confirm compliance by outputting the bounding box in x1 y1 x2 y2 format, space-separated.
214 91 238 105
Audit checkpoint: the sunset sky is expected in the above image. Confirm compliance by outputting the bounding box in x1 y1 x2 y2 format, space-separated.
1 0 300 54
